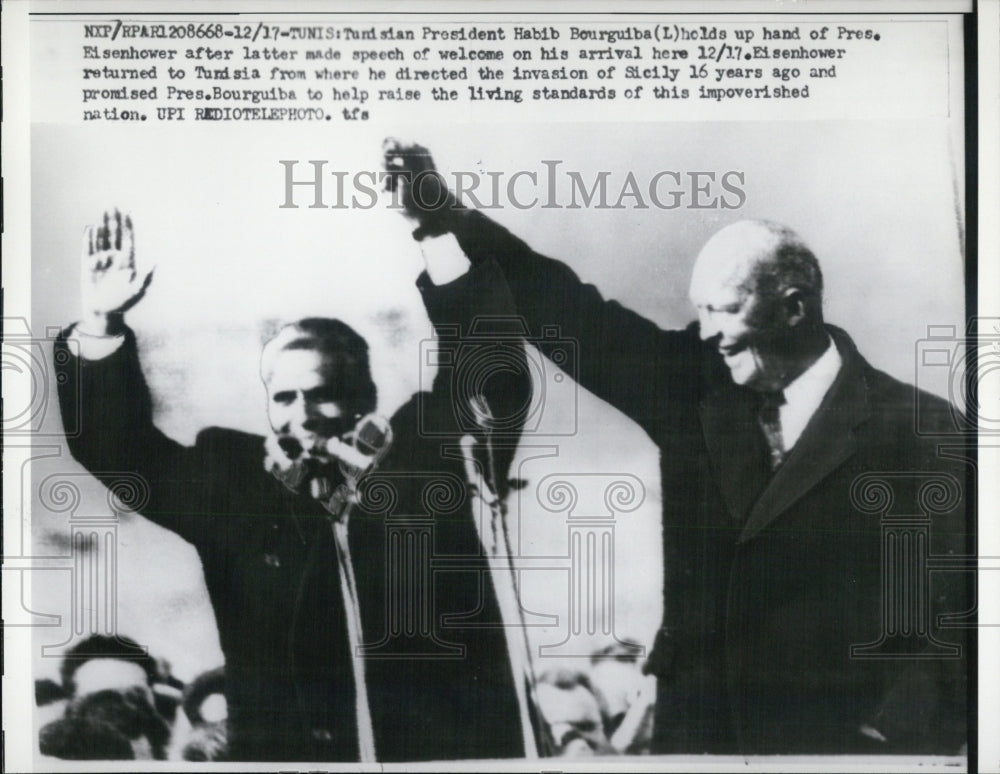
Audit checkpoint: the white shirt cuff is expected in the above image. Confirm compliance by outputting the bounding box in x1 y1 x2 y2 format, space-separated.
68 326 127 360
419 232 471 286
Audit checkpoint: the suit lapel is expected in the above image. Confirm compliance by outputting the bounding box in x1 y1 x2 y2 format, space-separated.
738 338 871 543
698 386 771 523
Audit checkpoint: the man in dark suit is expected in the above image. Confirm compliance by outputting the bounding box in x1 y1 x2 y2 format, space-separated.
389 144 972 756
54 204 534 762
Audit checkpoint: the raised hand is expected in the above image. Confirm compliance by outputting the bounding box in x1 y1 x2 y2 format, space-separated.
382 138 458 236
79 209 153 335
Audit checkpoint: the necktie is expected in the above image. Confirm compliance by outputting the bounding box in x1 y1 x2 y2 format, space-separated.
758 391 787 471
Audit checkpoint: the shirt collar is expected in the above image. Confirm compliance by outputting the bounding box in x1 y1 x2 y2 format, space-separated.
782 335 842 418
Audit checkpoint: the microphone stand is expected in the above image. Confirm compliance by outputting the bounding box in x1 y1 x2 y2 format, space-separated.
322 414 394 764
466 396 557 758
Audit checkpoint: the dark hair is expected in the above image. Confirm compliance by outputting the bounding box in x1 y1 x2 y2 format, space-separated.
70 688 171 756
59 635 158 692
261 318 377 416
39 715 135 760
40 687 172 760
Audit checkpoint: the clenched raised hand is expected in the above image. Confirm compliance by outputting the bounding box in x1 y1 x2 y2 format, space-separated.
382 138 458 236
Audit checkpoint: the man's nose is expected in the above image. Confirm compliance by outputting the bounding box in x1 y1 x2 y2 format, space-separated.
301 417 328 435
283 395 309 428
697 310 719 341
301 399 331 429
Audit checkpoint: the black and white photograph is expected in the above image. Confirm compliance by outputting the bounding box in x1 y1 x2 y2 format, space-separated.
2 1 996 770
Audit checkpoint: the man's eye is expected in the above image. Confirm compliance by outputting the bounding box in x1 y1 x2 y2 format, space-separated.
272 391 295 405
304 387 339 403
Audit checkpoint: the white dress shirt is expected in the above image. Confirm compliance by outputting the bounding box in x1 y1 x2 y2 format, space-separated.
777 336 843 451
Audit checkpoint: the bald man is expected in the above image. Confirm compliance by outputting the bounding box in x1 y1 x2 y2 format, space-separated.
688 220 830 396
384 142 971 757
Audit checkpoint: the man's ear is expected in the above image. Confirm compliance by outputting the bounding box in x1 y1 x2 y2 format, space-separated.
781 288 807 327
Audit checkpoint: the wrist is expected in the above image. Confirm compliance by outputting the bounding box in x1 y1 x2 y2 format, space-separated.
68 316 128 361
419 232 471 285
76 311 126 338
410 189 464 241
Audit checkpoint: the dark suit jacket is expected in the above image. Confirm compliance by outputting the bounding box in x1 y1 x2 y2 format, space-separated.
55 261 530 762
450 210 971 755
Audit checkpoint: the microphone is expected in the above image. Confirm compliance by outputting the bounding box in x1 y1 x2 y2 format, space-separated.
322 413 394 485
467 392 495 435
314 414 393 520
467 394 499 492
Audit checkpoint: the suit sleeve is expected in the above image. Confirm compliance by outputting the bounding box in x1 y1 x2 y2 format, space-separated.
415 259 531 484
54 326 221 548
447 208 699 434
